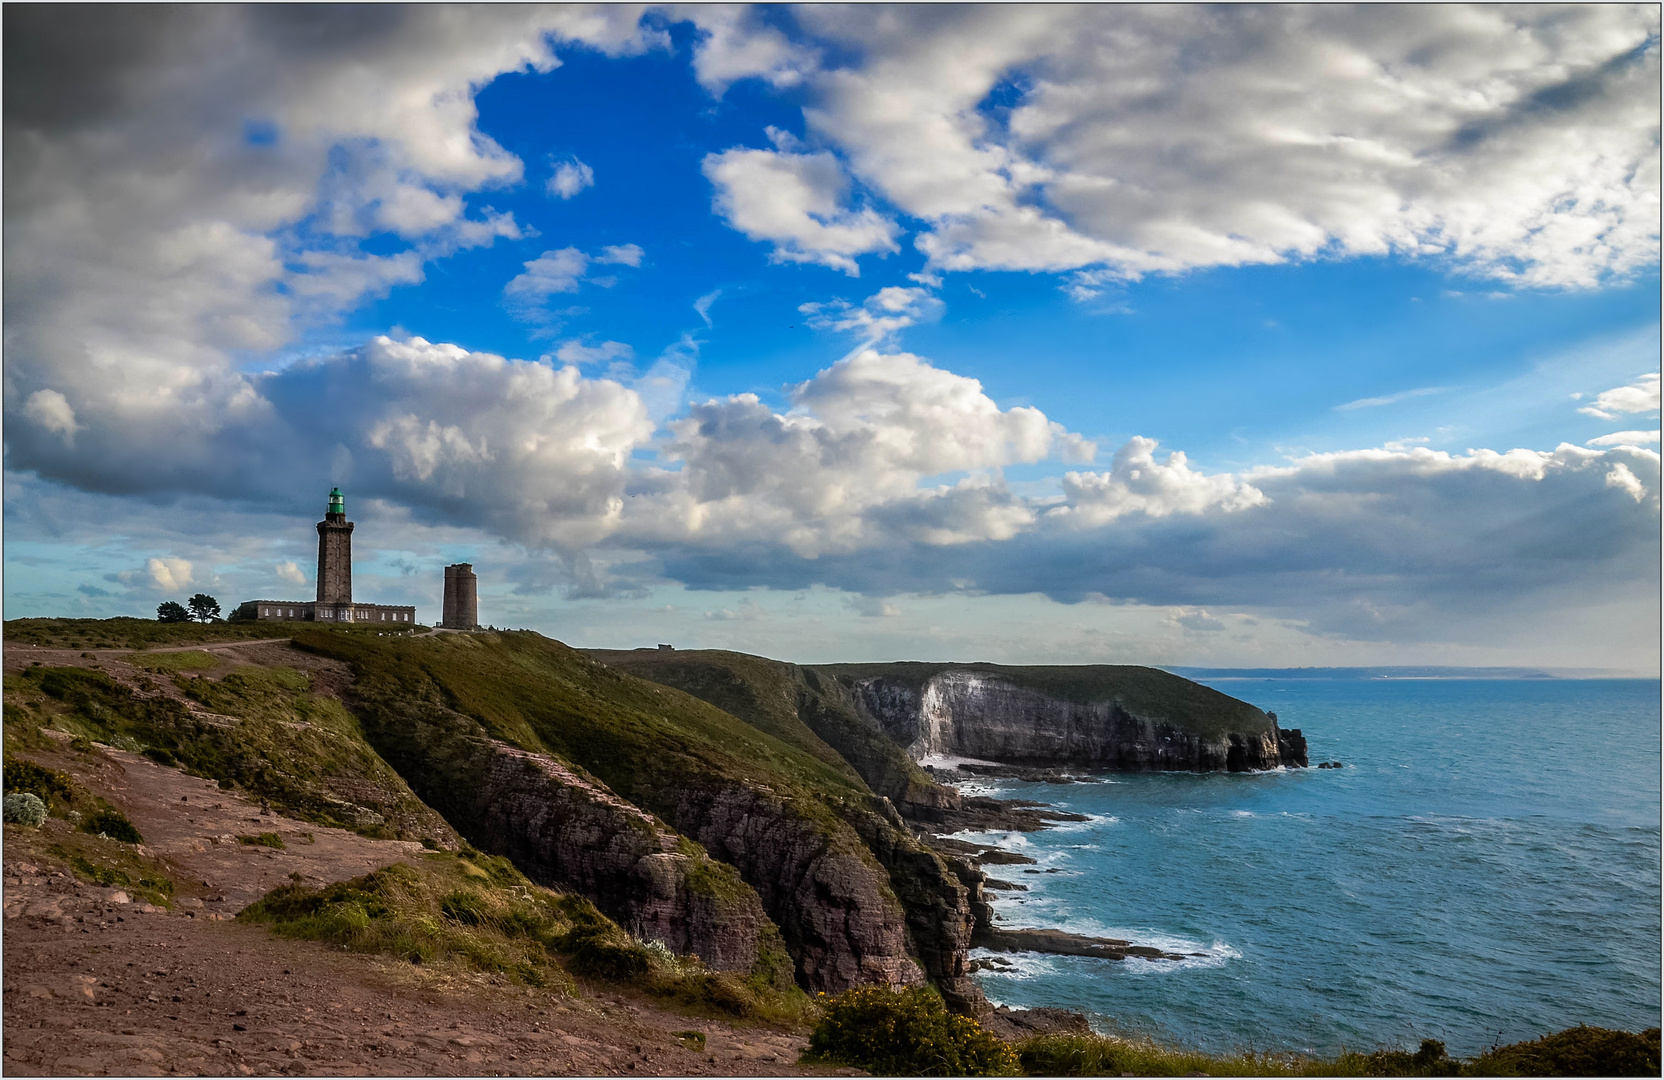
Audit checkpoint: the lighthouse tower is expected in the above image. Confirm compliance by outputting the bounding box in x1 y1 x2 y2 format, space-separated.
316 486 354 613
232 487 417 626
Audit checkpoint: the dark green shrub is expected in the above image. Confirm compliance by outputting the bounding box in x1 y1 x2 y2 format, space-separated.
81 809 143 844
802 986 1020 1076
1469 1025 1661 1077
560 926 651 980
1351 1039 1458 1077
237 832 285 849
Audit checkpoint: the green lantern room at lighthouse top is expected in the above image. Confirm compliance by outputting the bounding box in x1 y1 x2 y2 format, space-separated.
328 487 344 516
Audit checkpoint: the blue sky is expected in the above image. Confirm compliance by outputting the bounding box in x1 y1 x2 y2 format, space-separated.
5 5 1660 671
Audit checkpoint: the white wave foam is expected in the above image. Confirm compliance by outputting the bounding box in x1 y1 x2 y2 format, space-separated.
968 948 1059 982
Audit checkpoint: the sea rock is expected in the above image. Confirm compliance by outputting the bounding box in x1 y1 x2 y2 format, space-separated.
976 926 1186 962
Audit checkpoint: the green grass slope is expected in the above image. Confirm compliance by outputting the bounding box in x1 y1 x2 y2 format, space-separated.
4 660 453 840
302 632 874 819
584 649 949 810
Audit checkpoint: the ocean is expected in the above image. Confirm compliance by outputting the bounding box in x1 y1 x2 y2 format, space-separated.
955 677 1662 1057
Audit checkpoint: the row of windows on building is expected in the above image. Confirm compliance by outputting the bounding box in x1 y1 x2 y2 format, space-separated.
258 606 412 622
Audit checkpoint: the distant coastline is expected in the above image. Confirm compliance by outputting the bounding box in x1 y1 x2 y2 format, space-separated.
1168 665 1657 681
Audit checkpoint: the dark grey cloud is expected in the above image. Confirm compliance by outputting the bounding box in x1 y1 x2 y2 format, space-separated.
643 444 1661 642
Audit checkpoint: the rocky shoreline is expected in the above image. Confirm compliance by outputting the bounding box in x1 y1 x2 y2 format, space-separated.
912 764 1192 1036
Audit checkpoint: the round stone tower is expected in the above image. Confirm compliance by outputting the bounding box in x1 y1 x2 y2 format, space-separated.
316 486 354 607
441 563 478 630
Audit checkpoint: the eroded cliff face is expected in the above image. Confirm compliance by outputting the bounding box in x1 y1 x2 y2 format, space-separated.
656 781 926 994
839 797 982 1015
343 695 772 973
852 672 1307 771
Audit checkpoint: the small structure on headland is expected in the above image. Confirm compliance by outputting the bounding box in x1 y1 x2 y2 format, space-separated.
440 563 479 630
234 488 417 625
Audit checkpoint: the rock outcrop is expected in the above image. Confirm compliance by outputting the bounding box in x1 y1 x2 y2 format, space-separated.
340 693 774 973
834 667 1307 771
654 780 926 994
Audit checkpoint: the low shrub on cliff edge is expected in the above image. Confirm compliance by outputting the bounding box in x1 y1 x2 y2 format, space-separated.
1465 1025 1660 1077
802 986 1021 1076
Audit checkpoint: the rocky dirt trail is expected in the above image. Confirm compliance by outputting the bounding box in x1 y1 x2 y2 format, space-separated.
2 645 857 1077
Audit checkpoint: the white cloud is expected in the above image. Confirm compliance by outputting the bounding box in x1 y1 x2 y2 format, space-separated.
702 147 899 274
147 557 194 592
596 243 644 267
1578 373 1661 419
1605 461 1648 501
341 336 654 547
1050 438 1268 528
503 244 643 321
547 156 595 199
505 247 591 305
639 348 1094 556
1587 430 1660 447
697 6 1658 288
276 561 306 585
800 286 944 341
693 288 722 326
690 5 819 93
24 390 80 444
1171 608 1226 633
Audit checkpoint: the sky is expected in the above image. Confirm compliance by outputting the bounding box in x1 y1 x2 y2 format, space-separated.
4 4 1660 673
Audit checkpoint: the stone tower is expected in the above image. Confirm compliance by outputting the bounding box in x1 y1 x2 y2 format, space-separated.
441 563 478 630
316 487 354 606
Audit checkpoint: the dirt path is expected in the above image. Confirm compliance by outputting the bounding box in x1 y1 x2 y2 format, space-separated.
2 734 854 1076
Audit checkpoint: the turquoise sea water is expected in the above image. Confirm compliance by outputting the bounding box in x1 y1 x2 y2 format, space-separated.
958 679 1662 1057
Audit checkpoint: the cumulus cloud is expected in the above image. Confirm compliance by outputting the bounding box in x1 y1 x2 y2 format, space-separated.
690 5 1659 288
690 5 819 93
276 561 306 585
4 5 663 498
547 156 595 199
635 348 1094 556
1049 438 1267 528
145 558 194 592
1578 372 1661 419
702 146 899 274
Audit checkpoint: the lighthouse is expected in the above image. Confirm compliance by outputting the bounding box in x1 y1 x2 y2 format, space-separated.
315 486 354 610
233 487 417 626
